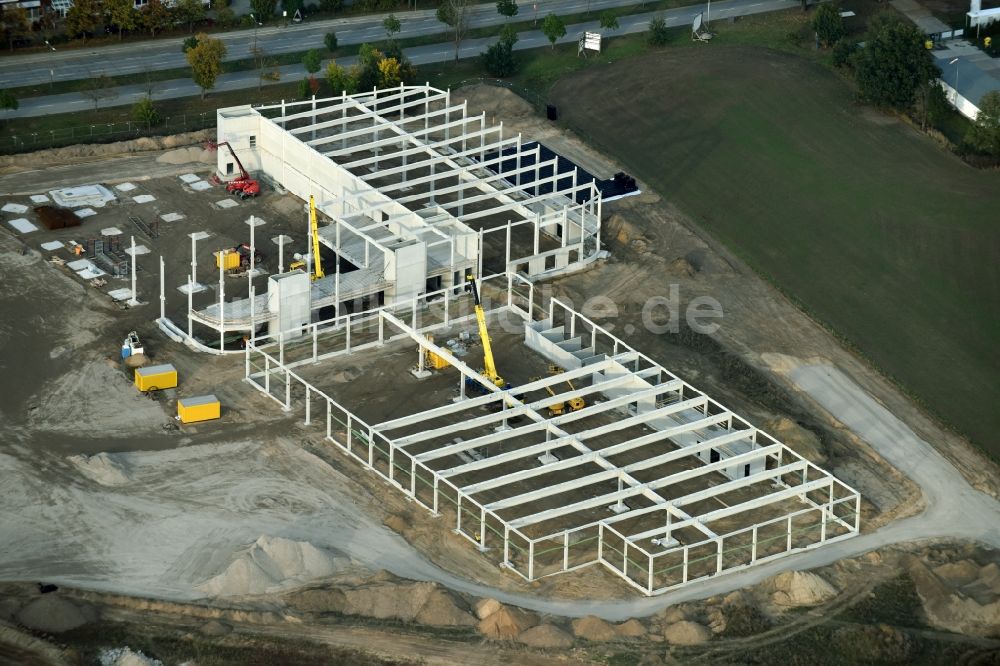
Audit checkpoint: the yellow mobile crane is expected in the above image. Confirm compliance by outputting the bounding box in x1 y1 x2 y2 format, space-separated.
309 195 324 280
467 274 504 389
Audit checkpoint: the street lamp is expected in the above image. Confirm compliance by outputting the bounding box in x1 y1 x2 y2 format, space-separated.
949 57 960 107
44 40 56 90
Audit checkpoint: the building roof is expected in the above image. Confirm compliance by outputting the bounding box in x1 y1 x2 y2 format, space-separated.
936 47 1000 107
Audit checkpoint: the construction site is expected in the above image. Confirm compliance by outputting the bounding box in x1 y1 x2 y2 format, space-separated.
0 83 998 665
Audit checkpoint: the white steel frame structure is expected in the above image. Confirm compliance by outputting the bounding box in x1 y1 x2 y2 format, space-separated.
198 85 602 349
243 273 861 596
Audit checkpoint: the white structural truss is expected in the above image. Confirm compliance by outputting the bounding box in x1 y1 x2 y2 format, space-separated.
243 274 861 596
190 85 601 348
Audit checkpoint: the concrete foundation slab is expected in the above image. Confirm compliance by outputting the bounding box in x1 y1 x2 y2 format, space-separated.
7 218 37 233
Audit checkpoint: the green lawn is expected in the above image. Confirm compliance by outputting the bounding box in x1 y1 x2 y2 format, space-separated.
549 43 1000 457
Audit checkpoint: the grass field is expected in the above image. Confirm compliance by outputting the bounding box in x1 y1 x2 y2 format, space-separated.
549 45 1000 457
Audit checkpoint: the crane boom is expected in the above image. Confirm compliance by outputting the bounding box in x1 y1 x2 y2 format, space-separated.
309 195 324 280
213 141 249 181
467 274 504 388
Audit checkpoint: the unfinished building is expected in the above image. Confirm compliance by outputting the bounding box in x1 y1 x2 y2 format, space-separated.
174 85 602 349
242 275 861 596
162 84 861 595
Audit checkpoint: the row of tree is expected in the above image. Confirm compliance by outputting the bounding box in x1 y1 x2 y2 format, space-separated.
811 7 999 156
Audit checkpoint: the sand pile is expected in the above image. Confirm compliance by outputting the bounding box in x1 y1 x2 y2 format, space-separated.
615 619 647 637
518 624 574 648
69 452 133 486
769 570 838 607
16 595 94 633
99 647 163 666
477 603 538 639
34 205 80 230
571 614 617 641
905 555 1000 635
0 130 213 171
663 620 712 645
198 536 341 597
156 146 215 165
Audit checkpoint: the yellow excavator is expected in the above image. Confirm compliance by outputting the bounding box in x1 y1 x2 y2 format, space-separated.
467 273 504 390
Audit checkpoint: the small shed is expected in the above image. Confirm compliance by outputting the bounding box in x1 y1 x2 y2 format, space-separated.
178 394 221 424
134 363 177 392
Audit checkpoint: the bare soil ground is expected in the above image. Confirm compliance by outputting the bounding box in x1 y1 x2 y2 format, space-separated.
1 84 998 663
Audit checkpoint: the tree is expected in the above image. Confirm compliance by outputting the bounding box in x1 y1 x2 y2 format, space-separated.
297 76 312 100
498 23 517 47
831 36 855 67
854 13 939 110
324 31 337 52
81 73 119 110
251 42 270 90
186 32 227 99
436 0 472 62
325 60 355 94
302 48 322 73
917 79 947 130
139 0 172 36
481 39 515 76
319 0 343 11
966 90 1000 155
175 0 206 33
1 5 30 50
812 3 844 47
131 95 160 128
65 0 100 44
541 13 565 50
250 0 277 20
648 15 669 45
104 0 138 40
0 89 18 113
496 0 517 20
377 56 401 86
383 13 400 42
599 10 619 31
213 0 236 27
182 34 198 51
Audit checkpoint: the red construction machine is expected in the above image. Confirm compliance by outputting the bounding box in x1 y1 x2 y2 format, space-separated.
208 141 261 199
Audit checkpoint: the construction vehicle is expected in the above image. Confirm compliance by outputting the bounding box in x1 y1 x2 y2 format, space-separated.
121 331 144 360
210 141 261 199
530 368 585 417
466 274 505 392
549 364 585 411
216 243 263 274
308 195 324 280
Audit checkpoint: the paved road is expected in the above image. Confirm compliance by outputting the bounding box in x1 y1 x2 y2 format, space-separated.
5 0 666 88
8 0 796 119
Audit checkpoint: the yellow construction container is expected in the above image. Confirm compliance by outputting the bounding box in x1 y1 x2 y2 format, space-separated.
134 363 178 392
215 249 240 270
177 394 221 424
